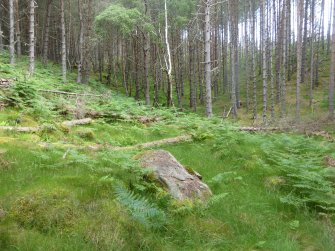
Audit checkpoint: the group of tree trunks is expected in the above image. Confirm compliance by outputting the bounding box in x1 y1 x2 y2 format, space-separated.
0 0 334 120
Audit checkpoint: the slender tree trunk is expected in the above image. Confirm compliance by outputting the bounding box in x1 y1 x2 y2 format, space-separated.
164 0 173 107
245 1 250 112
296 0 304 120
60 0 66 81
250 0 257 121
28 0 35 75
9 0 15 65
301 0 309 83
281 0 288 117
223 2 228 95
309 0 315 107
287 0 291 81
329 0 335 119
82 0 93 84
204 0 213 117
261 0 267 125
77 0 84 83
143 0 150 105
134 35 140 100
189 28 196 111
0 5 3 52
43 0 52 66
327 1 333 54
14 0 21 57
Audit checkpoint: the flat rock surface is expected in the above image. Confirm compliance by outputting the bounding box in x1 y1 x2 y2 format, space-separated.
139 150 212 201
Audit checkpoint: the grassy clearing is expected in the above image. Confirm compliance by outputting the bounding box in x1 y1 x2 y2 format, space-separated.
0 53 335 250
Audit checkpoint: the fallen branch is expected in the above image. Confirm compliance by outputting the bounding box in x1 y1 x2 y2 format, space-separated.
62 118 92 127
0 118 93 132
37 134 193 151
238 126 334 142
0 126 40 132
88 111 162 124
239 127 285 132
111 134 193 151
37 89 104 97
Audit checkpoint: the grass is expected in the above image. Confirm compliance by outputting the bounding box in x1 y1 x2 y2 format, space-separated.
0 52 335 250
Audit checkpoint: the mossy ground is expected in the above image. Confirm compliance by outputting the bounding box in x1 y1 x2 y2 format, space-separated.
0 53 335 250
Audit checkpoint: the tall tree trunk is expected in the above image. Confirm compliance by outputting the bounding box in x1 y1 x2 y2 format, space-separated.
250 0 257 121
222 1 228 95
245 1 250 112
261 0 267 125
77 0 84 83
296 0 304 120
14 0 21 57
134 35 141 100
189 28 196 110
230 0 239 117
281 0 288 117
82 0 93 84
204 0 213 117
329 0 335 119
0 5 3 52
309 0 315 108
43 0 53 66
60 0 67 81
143 0 150 105
28 0 35 75
164 0 173 107
9 0 15 65
301 0 309 83
327 1 333 54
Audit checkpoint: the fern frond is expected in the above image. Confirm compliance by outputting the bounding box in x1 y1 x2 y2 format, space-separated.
113 184 166 229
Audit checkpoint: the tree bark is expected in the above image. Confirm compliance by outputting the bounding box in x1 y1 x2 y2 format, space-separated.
261 0 267 125
77 0 84 83
9 0 15 65
250 0 257 121
43 0 53 66
28 0 36 75
14 0 21 57
0 5 3 52
60 0 67 81
296 0 304 120
204 0 213 117
143 0 150 105
329 0 335 119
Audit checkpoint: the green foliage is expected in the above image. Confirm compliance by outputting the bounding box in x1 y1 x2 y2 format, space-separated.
95 4 142 35
262 136 335 212
5 81 37 108
113 184 166 229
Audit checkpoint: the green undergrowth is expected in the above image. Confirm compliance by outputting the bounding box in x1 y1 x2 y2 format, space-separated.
1 53 335 250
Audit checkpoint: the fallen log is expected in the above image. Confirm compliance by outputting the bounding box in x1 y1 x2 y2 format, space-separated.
239 127 286 132
88 111 162 124
37 89 104 97
111 134 193 151
0 118 93 132
238 126 334 142
37 134 193 151
0 126 40 132
62 118 92 127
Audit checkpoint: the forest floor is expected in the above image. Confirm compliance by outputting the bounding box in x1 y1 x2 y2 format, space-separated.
0 53 335 251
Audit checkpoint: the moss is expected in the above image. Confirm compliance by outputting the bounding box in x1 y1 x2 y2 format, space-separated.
75 128 95 141
10 189 80 233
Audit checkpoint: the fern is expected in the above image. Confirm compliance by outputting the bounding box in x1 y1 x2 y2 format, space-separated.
261 135 335 212
113 184 166 229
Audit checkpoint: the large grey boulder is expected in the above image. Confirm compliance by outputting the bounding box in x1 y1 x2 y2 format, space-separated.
139 150 212 201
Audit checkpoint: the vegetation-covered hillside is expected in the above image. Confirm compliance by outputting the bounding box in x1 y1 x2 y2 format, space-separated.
0 54 335 251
